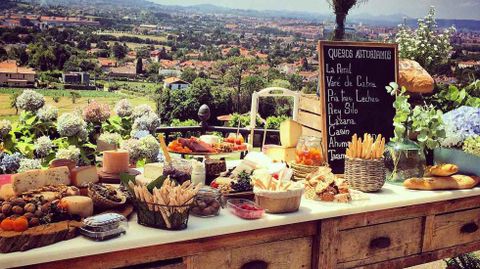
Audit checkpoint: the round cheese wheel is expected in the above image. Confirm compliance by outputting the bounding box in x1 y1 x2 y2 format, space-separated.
60 196 94 218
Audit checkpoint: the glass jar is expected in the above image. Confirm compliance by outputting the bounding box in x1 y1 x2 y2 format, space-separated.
295 136 326 166
384 139 426 184
190 186 224 217
162 158 192 184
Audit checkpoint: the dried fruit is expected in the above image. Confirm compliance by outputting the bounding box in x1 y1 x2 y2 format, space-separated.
11 198 26 207
29 217 40 227
24 203 36 213
13 217 29 232
23 212 34 220
12 205 24 215
1 218 14 231
2 203 12 215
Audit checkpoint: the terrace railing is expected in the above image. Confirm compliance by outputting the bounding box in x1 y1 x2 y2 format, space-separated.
156 105 280 148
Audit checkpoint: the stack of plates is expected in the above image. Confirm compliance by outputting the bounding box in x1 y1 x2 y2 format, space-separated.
289 162 320 181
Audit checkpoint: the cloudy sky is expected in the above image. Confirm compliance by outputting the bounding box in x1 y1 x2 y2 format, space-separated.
152 0 480 20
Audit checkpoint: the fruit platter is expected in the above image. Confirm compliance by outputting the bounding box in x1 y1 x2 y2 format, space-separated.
167 134 248 156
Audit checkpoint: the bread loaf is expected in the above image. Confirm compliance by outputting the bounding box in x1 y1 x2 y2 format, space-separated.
404 175 479 190
427 164 459 177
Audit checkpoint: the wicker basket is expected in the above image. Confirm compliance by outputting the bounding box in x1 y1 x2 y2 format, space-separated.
345 157 386 192
289 162 320 181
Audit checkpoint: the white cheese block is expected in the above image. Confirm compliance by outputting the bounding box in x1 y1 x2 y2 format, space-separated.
44 166 71 186
199 135 221 145
135 174 155 186
60 196 94 218
12 169 46 195
279 120 302 147
144 163 164 180
71 166 99 187
0 183 15 200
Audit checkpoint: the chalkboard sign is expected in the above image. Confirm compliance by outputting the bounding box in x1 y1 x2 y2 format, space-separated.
318 41 398 174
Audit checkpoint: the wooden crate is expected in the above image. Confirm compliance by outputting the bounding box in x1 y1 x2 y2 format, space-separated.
298 94 322 138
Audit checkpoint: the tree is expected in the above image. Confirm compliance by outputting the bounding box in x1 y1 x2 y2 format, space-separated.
112 42 127 59
288 74 304 92
10 92 20 115
181 68 197 83
9 46 28 65
327 0 367 40
227 47 241 57
70 91 81 104
218 57 257 113
136 57 143 74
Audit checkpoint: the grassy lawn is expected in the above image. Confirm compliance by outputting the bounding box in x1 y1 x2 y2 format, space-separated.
97 32 167 42
0 88 156 121
98 80 161 94
105 41 168 50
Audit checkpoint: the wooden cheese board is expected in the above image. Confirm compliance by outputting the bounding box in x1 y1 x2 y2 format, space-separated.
98 168 141 184
0 203 134 253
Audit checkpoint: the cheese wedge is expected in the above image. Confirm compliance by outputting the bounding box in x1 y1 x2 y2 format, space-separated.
71 166 99 187
44 166 71 186
12 169 46 195
280 120 302 147
144 163 164 180
60 196 94 218
265 146 296 163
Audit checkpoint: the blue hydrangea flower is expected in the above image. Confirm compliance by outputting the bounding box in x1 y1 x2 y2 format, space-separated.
441 106 480 147
0 152 23 174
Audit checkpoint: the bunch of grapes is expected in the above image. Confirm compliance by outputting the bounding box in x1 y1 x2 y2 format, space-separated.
231 171 253 192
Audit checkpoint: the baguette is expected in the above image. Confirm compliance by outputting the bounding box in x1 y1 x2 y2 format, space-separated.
403 175 479 190
426 164 459 177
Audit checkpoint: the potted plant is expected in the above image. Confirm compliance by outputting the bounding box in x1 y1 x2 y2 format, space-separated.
435 106 480 176
384 82 446 183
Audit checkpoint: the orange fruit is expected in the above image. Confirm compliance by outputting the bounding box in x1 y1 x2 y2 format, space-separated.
13 217 29 232
1 218 14 231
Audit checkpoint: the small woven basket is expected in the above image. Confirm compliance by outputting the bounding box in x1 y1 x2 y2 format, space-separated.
345 157 386 192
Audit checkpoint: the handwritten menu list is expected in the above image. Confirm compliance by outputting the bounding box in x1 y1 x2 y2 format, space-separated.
319 42 397 173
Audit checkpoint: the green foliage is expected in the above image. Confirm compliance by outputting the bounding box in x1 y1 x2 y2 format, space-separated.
180 68 198 83
386 82 446 151
265 115 290 129
70 91 81 104
428 80 480 112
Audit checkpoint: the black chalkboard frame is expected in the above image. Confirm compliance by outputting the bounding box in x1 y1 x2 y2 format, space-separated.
317 41 399 173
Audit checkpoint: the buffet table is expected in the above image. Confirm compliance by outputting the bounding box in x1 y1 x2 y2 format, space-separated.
2 183 480 269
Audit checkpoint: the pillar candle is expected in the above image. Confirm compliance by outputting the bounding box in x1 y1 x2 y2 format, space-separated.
103 150 129 174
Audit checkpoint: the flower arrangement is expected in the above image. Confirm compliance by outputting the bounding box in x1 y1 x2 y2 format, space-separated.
114 99 133 117
18 158 42 173
98 132 123 147
55 145 81 164
57 112 88 139
131 112 161 135
0 90 161 173
83 101 111 124
34 136 54 158
16 90 45 112
395 6 455 72
440 106 480 148
37 105 59 122
0 120 12 137
132 104 154 119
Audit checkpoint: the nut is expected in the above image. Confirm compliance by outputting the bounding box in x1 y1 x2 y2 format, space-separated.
29 218 40 227
12 205 24 215
2 203 12 215
24 203 36 213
